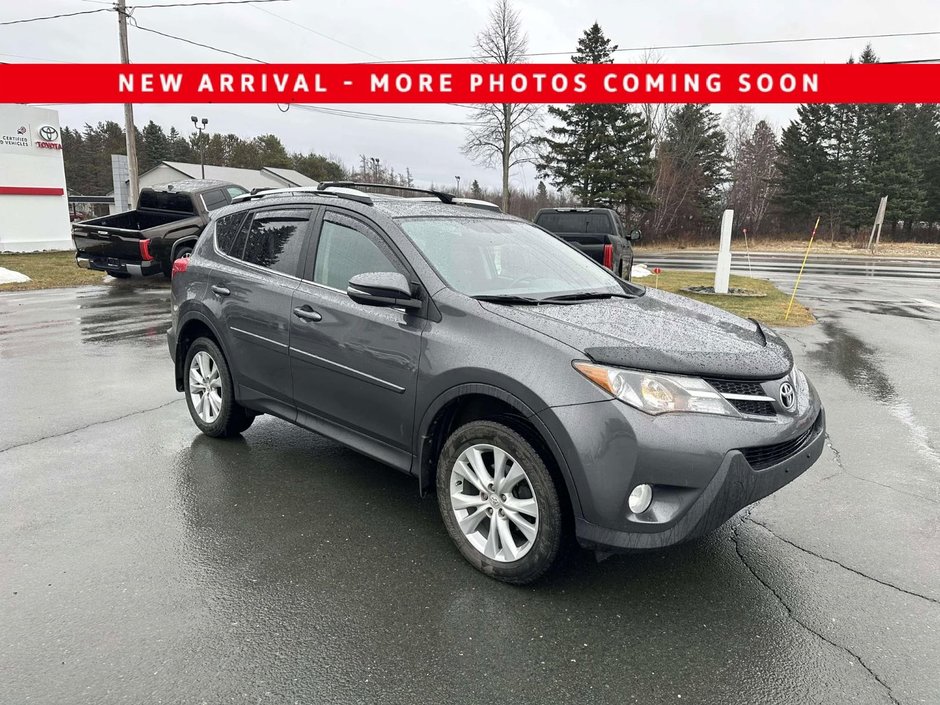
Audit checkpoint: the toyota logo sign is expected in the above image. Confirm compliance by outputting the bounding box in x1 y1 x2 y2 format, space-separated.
38 125 59 142
779 382 796 411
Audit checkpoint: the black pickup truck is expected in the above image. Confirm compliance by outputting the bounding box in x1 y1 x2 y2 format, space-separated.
533 207 640 280
73 179 248 278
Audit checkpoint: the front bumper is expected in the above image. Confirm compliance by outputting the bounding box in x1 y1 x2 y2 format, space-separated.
77 254 162 277
576 410 825 551
537 379 825 553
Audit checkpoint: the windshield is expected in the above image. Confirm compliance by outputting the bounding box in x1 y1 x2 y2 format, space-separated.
398 217 626 299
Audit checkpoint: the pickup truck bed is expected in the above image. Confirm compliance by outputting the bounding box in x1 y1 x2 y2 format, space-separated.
73 180 247 277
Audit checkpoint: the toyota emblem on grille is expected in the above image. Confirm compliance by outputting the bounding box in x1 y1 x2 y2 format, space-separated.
779 382 796 410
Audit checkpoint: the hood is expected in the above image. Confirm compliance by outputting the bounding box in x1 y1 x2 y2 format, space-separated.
481 287 792 380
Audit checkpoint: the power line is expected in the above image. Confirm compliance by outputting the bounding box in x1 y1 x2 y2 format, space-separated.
0 8 110 26
125 22 480 126
128 0 289 8
253 5 382 60
130 20 270 62
377 29 940 63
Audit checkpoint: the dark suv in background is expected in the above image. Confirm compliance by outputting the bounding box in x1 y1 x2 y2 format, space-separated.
533 207 639 279
168 183 824 584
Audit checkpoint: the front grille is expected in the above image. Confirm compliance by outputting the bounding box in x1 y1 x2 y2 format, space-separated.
729 398 776 416
739 414 822 470
705 378 775 416
705 378 765 396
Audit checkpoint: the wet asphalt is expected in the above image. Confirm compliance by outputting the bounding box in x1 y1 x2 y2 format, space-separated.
1 268 938 705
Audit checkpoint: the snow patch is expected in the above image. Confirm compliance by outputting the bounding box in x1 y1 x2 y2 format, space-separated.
0 267 31 284
631 264 653 278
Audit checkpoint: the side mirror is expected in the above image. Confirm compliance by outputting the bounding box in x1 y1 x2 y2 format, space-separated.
347 272 421 310
629 229 642 241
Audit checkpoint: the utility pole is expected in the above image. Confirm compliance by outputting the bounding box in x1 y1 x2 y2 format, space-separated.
454 175 461 196
116 0 140 209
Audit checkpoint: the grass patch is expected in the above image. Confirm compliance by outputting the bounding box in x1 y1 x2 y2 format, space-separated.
0 251 108 292
643 271 815 327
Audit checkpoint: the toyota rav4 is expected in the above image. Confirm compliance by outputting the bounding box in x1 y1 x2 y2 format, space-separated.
167 183 825 584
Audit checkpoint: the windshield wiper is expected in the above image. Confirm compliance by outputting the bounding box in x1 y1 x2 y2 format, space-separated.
539 290 638 303
472 294 544 305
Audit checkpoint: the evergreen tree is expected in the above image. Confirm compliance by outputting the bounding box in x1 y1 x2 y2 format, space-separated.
536 180 548 208
663 104 727 217
469 179 484 199
537 23 654 214
139 121 169 173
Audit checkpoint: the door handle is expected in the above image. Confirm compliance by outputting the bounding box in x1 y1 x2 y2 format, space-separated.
293 306 322 322
211 285 231 297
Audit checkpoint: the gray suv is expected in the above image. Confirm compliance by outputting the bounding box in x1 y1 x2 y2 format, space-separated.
168 184 825 584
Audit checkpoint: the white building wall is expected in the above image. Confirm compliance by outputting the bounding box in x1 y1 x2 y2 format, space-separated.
0 105 71 252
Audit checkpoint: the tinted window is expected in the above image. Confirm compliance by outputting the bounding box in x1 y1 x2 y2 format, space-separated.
536 212 614 235
214 212 246 256
201 189 228 211
313 220 399 290
242 212 310 275
138 189 196 213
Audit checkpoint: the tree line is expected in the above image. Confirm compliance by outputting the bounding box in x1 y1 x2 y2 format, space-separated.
464 0 940 242
62 121 346 197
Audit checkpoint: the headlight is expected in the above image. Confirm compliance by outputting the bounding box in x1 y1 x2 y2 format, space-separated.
573 361 739 417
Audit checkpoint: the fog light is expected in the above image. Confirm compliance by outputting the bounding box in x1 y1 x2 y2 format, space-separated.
628 484 653 514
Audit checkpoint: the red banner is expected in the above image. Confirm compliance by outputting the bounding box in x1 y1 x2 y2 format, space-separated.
1 63 937 103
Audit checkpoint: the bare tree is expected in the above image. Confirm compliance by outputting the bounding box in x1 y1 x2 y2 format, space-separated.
462 0 541 212
638 49 673 149
722 105 756 169
727 119 779 234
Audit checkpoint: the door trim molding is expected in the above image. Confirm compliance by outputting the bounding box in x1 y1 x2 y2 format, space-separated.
290 346 406 394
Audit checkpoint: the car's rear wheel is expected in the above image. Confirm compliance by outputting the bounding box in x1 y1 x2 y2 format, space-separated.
184 337 254 437
436 420 563 584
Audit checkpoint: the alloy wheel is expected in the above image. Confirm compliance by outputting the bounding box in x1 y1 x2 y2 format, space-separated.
449 443 540 562
189 350 223 423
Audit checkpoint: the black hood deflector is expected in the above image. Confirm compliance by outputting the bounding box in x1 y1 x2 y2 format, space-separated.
483 287 793 380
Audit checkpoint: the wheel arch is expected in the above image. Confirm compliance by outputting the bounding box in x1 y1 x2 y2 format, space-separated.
174 311 226 392
415 384 583 518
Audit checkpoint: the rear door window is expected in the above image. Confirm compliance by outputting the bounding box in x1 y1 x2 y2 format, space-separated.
201 189 229 212
241 210 312 276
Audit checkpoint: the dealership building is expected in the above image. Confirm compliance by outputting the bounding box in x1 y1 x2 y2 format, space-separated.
0 105 71 252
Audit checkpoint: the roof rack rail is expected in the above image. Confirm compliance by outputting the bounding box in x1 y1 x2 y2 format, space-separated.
231 186 373 206
318 181 455 204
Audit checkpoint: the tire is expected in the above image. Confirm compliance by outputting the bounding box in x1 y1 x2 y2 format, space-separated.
183 337 254 438
436 420 564 584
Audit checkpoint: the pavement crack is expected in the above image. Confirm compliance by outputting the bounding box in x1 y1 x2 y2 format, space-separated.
823 433 939 505
747 516 939 606
730 511 902 705
0 398 183 454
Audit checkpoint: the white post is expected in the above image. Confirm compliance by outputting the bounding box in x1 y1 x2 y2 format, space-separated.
715 209 734 294
867 196 887 253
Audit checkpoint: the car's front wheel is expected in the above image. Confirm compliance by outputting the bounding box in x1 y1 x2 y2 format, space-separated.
184 337 254 437
436 420 563 584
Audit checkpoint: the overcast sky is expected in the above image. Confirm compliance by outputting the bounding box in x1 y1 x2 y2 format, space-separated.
2 0 937 190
